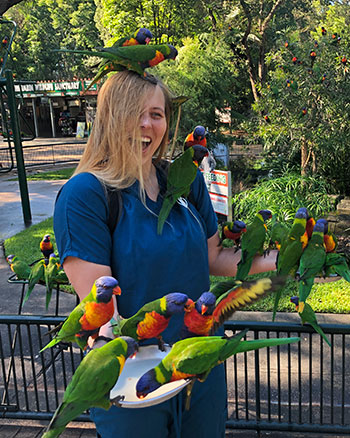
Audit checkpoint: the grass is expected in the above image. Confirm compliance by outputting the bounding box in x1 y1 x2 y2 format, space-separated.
10 167 76 181
4 216 350 313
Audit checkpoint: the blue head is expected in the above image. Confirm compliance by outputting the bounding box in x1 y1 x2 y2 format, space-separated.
196 292 216 315
313 219 326 234
136 368 162 398
317 218 328 234
258 209 272 222
135 28 153 45
231 220 247 233
290 296 299 306
120 336 139 358
193 125 206 140
95 276 121 303
295 208 308 220
192 144 208 162
43 234 51 242
165 293 190 315
166 44 178 60
297 207 309 219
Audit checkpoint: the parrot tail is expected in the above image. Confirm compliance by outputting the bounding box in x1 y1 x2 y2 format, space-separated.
310 322 331 347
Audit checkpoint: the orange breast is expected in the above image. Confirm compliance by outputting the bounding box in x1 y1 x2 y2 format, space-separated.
80 301 114 331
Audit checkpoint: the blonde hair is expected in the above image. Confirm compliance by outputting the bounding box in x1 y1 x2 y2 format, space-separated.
74 70 172 190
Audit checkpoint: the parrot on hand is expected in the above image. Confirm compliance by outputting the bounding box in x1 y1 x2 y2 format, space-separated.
298 219 326 303
42 336 138 438
58 44 177 85
136 331 300 402
157 148 198 234
324 252 350 282
219 220 247 249
23 259 46 306
6 254 31 280
184 125 207 150
40 234 54 261
40 276 121 351
235 209 272 282
44 253 61 310
290 296 331 347
317 218 337 253
112 292 192 350
180 292 216 339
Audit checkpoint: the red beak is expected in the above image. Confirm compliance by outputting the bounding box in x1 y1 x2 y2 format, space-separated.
113 286 122 296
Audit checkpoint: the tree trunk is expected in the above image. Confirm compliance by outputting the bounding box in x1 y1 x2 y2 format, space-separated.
301 138 309 176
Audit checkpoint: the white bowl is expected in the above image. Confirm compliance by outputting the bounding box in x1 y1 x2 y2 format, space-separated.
110 344 190 408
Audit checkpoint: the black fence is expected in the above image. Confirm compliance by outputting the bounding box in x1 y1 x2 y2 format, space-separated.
1 308 350 434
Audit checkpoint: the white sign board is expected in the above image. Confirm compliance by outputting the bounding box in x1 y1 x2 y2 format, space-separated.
200 170 232 219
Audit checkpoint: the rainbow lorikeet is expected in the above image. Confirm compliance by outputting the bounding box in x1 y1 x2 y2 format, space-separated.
58 43 177 83
40 234 54 260
112 292 192 350
272 208 308 320
192 144 209 166
235 209 272 282
6 254 31 280
23 259 46 306
136 331 300 402
317 218 337 253
290 296 331 347
157 148 197 235
44 253 60 310
324 252 350 281
42 336 138 438
219 220 247 248
180 276 286 339
298 220 326 303
269 215 289 251
40 276 121 351
184 125 207 150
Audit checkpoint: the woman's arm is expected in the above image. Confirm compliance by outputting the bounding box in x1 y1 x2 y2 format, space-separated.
207 230 278 277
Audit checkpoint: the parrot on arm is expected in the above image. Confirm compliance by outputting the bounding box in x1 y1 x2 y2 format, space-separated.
157 148 198 234
57 44 178 82
184 125 207 150
6 254 31 280
23 259 46 306
235 209 272 282
324 252 350 282
136 331 300 404
298 219 326 304
272 208 308 320
290 296 331 347
40 276 121 351
40 234 54 261
112 292 192 350
44 253 61 310
42 336 139 438
218 220 247 249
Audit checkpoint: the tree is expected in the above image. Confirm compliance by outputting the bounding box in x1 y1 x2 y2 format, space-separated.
0 0 24 16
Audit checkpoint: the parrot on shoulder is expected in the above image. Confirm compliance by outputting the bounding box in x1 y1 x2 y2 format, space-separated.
6 254 31 280
290 296 331 347
40 276 121 351
298 219 326 303
157 148 198 234
324 252 350 282
44 253 61 310
235 209 272 282
136 331 300 403
273 207 308 320
112 292 192 350
23 259 46 306
40 234 54 261
219 220 247 249
42 336 138 438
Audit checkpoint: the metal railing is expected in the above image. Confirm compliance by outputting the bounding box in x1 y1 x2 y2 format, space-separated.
1 315 350 434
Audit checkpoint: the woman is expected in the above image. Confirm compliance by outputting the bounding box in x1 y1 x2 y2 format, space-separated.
54 70 277 438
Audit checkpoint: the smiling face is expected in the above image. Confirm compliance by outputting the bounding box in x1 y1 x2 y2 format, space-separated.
140 85 167 168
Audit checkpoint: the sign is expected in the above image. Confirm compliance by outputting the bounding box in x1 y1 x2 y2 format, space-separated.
200 169 232 219
14 79 97 97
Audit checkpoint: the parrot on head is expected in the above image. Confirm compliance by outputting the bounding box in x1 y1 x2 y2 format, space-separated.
298 219 326 304
290 296 331 347
112 292 192 350
136 331 300 403
40 276 121 351
219 220 247 249
235 209 272 282
40 234 54 261
42 336 139 438
157 148 198 234
324 252 350 282
6 254 31 280
44 253 61 310
184 125 207 150
317 218 337 253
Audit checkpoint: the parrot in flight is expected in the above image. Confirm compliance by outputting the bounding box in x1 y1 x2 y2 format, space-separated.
112 292 192 350
40 276 121 351
219 220 247 249
324 252 350 282
57 44 178 85
6 254 31 280
290 296 331 347
44 253 61 310
184 125 207 150
235 209 272 281
42 336 139 438
157 148 198 234
23 259 46 306
136 331 300 402
272 208 308 320
40 234 54 261
298 219 326 303
317 218 337 253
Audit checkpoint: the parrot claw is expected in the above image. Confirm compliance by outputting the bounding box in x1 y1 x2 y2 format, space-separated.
110 395 125 407
157 337 166 352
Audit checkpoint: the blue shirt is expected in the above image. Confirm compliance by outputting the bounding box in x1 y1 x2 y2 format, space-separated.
54 167 218 344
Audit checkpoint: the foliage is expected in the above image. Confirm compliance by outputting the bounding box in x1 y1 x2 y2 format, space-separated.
232 172 334 223
25 167 75 180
